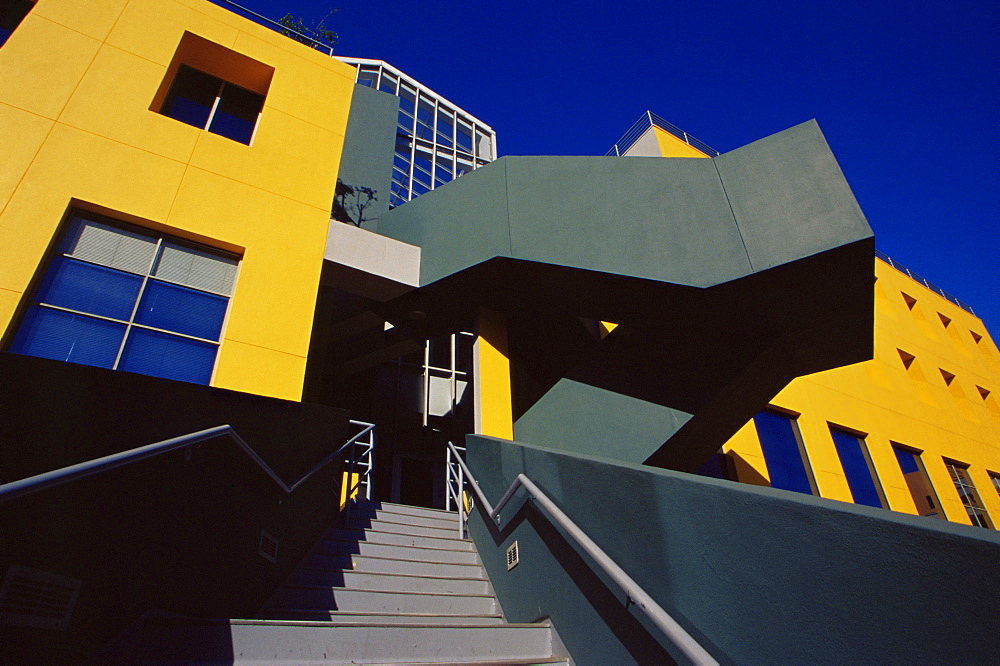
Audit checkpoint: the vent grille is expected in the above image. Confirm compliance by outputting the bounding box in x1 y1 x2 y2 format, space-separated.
259 529 278 563
0 565 81 631
506 541 519 571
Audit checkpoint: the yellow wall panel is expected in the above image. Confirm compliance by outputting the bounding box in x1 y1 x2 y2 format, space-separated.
57 44 200 163
187 108 344 208
0 123 186 300
0 288 22 342
652 126 712 158
474 309 514 439
212 338 307 401
165 166 328 358
724 258 1000 529
106 0 239 65
32 0 129 41
232 30 357 128
0 14 100 119
0 104 53 213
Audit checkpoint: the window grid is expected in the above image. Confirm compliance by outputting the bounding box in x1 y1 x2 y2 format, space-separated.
11 213 238 384
944 461 993 529
160 65 264 145
342 59 495 208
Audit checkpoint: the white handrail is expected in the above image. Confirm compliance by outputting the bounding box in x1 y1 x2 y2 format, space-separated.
446 441 718 666
0 421 375 503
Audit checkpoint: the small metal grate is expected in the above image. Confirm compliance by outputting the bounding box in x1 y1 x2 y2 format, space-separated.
258 529 278 563
0 565 81 631
506 540 519 571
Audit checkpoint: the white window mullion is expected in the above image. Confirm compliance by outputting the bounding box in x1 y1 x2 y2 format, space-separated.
203 81 225 131
112 238 162 370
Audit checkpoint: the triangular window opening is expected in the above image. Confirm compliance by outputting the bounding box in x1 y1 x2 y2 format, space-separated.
971 331 983 344
938 313 952 328
977 386 990 400
940 369 955 386
897 349 916 370
901 293 917 310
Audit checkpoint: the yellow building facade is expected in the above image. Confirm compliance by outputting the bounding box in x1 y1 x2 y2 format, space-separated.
723 257 1000 527
0 0 357 401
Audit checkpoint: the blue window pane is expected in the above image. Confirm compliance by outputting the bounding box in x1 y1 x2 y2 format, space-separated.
134 280 228 341
894 447 920 474
162 66 218 130
36 256 143 321
10 307 125 368
208 84 262 145
831 429 883 508
754 411 814 495
0 27 12 46
118 328 217 384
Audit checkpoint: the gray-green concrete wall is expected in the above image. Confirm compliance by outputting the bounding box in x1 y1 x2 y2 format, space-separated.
467 435 1000 664
334 84 398 230
376 120 872 288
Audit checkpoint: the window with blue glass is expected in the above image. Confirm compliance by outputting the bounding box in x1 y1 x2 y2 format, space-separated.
9 212 238 385
829 426 886 508
160 65 264 144
892 444 942 518
0 0 33 47
753 410 816 495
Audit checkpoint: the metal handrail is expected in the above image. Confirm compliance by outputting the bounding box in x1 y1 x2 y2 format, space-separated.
606 110 720 158
446 441 718 665
0 420 375 504
211 0 335 55
875 250 975 315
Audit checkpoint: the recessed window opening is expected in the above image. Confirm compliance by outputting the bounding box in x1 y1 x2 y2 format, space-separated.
938 313 952 328
976 386 990 400
753 410 817 496
0 0 33 48
944 460 993 529
8 210 239 385
829 426 886 509
892 444 942 519
971 331 983 344
940 369 956 386
161 65 264 144
901 292 917 310
897 349 916 370
988 471 1000 499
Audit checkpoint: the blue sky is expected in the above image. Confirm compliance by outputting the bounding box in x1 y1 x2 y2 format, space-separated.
221 0 998 331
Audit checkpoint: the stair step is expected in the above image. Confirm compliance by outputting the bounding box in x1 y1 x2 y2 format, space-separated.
288 568 492 595
307 553 488 579
258 609 505 625
263 586 498 615
324 526 474 551
349 507 460 530
318 538 481 564
354 501 459 522
346 517 460 539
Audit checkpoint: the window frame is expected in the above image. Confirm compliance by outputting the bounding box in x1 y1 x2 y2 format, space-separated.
753 408 818 496
828 425 887 509
8 210 240 385
890 443 944 519
159 64 264 145
943 459 993 529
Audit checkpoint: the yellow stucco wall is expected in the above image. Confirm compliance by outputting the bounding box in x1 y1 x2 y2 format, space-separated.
724 258 1000 528
652 126 711 158
0 0 357 400
473 308 514 439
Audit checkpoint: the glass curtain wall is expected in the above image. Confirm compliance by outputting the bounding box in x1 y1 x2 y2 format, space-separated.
338 58 496 208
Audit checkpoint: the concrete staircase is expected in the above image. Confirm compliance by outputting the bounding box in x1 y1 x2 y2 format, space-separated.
100 500 570 664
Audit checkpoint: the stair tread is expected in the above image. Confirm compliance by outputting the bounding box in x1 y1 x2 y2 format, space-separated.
345 553 485 567
328 525 472 543
350 517 458 533
320 536 476 554
262 609 504 619
274 584 495 599
358 501 458 517
296 565 489 583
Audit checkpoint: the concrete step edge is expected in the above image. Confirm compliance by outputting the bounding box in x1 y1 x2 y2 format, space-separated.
355 502 459 518
319 536 478 555
349 517 460 535
261 608 504 620
275 584 496 599
296 566 491 583
325 526 473 546
321 552 485 568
